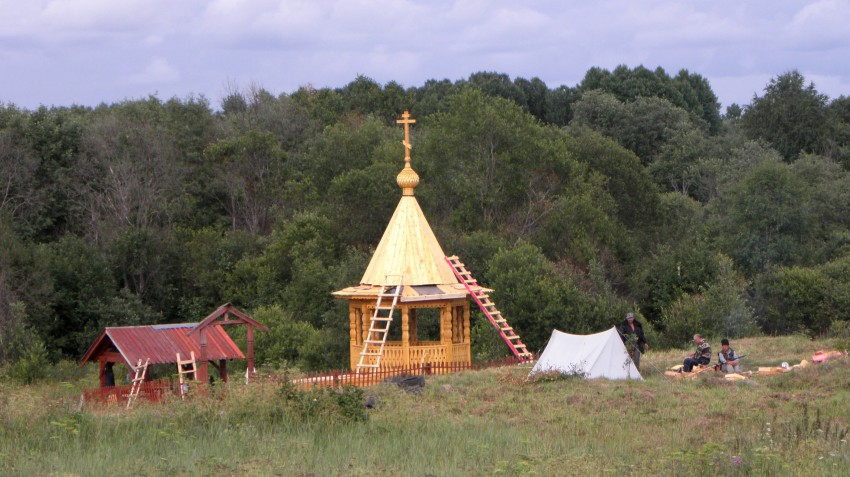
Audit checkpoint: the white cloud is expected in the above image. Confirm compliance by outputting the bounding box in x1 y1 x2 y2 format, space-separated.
2 0 850 109
130 57 180 84
787 0 850 48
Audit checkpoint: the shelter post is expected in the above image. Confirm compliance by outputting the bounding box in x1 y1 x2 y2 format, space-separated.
247 324 255 378
219 359 228 382
98 359 106 387
442 305 453 364
349 304 358 347
463 304 471 347
198 329 208 383
402 307 410 367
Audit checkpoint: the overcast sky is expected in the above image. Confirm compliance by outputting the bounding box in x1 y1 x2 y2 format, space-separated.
1 0 849 112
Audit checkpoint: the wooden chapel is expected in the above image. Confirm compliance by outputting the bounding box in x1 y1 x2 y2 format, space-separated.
332 111 490 371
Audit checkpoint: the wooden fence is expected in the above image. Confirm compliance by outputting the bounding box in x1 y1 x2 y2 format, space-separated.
82 377 178 405
81 356 526 407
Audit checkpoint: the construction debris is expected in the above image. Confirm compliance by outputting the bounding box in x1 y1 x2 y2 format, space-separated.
811 350 845 363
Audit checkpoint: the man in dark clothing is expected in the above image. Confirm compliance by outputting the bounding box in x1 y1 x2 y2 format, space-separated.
682 334 711 372
619 312 649 371
718 338 741 373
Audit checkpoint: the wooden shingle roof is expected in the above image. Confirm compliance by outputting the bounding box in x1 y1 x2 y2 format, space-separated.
358 196 459 287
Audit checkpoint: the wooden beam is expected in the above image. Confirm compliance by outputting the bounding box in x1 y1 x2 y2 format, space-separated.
198 328 208 383
247 324 255 380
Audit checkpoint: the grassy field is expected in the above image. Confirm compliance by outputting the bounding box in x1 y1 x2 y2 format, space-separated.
1 335 849 476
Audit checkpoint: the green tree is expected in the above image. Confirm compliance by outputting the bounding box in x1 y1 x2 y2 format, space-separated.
420 89 581 235
206 131 288 235
0 215 56 358
39 236 116 357
108 227 183 320
245 305 319 368
789 154 850 264
483 242 591 352
742 70 829 161
563 128 660 230
220 86 318 150
753 265 833 335
824 95 850 168
657 292 707 348
295 116 394 195
514 76 549 121
410 78 457 118
325 159 398 247
648 128 718 199
467 72 526 106
336 75 411 123
577 65 721 131
291 85 347 128
76 105 183 242
629 192 717 326
699 254 756 338
672 69 722 133
174 227 265 318
719 161 809 274
571 91 702 165
544 85 578 126
18 106 89 241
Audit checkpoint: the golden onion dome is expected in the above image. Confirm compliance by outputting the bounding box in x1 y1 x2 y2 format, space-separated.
397 163 419 196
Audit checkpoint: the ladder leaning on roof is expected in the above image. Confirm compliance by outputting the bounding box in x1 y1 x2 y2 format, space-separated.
176 352 197 400
127 358 150 409
445 255 533 363
356 274 404 374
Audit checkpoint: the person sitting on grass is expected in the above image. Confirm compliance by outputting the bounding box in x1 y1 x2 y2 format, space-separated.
718 338 741 373
682 334 711 372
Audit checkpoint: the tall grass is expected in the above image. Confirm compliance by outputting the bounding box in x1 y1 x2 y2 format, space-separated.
1 335 848 476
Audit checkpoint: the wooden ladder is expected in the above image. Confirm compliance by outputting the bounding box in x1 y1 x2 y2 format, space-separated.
445 256 533 362
126 358 150 409
176 352 197 400
356 275 404 374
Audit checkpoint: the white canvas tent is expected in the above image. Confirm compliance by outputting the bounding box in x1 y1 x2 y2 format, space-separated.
529 327 642 380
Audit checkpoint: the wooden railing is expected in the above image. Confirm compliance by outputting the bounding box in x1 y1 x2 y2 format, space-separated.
289 356 522 391
291 361 473 390
81 356 528 407
350 342 470 368
82 378 178 405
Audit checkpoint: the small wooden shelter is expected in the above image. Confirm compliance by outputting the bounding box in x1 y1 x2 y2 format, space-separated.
80 303 268 386
187 303 269 382
333 112 490 370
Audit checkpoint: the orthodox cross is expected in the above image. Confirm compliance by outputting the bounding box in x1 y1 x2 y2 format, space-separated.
396 111 416 162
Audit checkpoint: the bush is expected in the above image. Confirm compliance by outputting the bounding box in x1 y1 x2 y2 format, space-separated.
699 254 757 338
470 311 512 363
277 380 368 423
827 320 850 351
5 340 50 384
753 265 835 335
657 293 709 348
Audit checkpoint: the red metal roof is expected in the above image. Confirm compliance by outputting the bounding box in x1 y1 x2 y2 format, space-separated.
81 323 245 368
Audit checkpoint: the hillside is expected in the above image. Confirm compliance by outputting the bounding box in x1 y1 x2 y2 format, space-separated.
1 335 848 476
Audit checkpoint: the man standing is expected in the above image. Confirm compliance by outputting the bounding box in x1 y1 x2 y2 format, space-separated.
682 334 711 372
619 312 649 371
718 338 741 373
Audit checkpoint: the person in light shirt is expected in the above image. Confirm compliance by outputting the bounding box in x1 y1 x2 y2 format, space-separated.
682 334 711 372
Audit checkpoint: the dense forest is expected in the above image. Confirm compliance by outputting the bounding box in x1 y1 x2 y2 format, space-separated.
2 66 850 380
